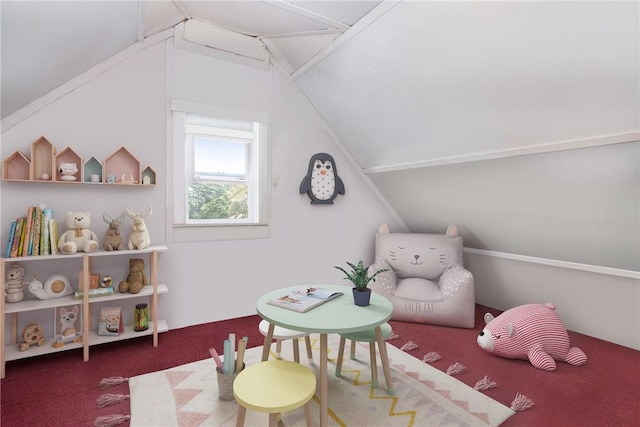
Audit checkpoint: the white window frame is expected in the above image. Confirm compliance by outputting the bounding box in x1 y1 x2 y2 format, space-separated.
169 100 270 242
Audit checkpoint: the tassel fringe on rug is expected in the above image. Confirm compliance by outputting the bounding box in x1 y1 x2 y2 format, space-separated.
94 335 534 427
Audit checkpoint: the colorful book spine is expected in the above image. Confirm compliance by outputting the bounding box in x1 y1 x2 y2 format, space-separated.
5 221 17 258
42 208 53 255
17 215 28 257
22 206 35 256
32 206 42 256
49 218 59 255
10 218 25 258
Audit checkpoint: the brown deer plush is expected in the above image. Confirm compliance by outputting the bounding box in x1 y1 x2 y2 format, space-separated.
102 212 125 251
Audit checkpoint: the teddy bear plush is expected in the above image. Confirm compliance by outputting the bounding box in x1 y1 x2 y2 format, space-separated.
118 258 148 294
57 211 99 254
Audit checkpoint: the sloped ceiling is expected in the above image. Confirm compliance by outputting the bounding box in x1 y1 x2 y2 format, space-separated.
0 0 381 118
295 1 639 171
2 1 637 168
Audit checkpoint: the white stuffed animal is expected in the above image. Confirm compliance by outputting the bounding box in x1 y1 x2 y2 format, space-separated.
57 211 99 254
125 206 152 250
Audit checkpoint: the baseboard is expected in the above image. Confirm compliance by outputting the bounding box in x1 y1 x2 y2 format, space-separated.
464 249 640 350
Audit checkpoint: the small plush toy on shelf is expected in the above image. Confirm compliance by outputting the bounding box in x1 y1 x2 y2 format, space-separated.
118 258 148 294
57 211 99 254
102 212 125 251
125 206 152 250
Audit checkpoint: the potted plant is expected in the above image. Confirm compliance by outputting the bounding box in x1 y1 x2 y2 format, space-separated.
334 260 388 306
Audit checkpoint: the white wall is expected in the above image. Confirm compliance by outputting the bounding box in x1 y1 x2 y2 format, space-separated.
1 38 403 336
368 142 640 271
466 250 640 350
161 45 404 327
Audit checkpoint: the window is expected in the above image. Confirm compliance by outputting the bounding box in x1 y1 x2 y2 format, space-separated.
171 101 270 242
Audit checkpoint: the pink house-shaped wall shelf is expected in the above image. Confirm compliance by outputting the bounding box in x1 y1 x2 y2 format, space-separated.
54 147 82 182
104 146 140 185
30 136 55 181
2 150 31 181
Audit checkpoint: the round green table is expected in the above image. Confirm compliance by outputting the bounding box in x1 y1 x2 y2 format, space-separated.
257 284 394 427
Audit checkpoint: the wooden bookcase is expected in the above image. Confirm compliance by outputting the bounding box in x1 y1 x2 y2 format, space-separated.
0 246 169 379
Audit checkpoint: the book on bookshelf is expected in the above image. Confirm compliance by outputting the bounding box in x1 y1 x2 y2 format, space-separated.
98 307 123 336
74 286 115 299
32 206 42 256
49 218 59 255
17 216 28 257
267 286 344 313
5 221 17 258
42 208 53 255
22 206 35 256
10 217 25 258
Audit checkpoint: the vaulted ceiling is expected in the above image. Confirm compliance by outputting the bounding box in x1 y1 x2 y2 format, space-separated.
0 0 381 119
2 1 637 172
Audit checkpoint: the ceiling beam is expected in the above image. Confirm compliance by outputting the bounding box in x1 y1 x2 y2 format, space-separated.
261 0 350 31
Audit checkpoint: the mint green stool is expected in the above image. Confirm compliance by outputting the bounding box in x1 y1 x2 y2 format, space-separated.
233 359 316 427
335 322 393 394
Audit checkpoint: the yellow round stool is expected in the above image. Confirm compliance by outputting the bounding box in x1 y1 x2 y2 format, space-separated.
233 359 316 427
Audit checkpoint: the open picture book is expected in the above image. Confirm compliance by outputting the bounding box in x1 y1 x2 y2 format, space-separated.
267 286 344 313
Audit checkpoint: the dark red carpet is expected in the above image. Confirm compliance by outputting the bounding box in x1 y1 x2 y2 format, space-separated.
1 304 638 426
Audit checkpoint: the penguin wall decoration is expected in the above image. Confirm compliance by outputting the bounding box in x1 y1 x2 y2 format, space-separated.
299 153 345 204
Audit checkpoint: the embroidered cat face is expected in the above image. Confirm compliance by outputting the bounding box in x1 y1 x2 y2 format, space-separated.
375 225 463 279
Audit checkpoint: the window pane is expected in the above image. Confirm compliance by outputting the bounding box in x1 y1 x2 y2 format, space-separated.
194 137 247 178
188 182 248 220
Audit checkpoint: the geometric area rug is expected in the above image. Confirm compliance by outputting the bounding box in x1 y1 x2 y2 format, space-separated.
129 333 515 426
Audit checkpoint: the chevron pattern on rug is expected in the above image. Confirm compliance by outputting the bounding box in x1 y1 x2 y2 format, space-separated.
128 333 514 426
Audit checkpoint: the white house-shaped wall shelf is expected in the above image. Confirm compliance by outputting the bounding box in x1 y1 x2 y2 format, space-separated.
30 136 55 181
53 147 82 182
2 150 31 181
141 166 156 185
83 156 104 183
104 146 140 185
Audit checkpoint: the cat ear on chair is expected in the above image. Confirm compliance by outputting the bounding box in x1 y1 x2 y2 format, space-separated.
368 223 475 329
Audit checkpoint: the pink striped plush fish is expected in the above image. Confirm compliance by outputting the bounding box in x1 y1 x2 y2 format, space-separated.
477 303 587 371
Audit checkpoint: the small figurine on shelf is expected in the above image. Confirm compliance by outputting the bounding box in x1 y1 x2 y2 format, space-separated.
58 162 78 181
101 275 113 288
125 206 152 250
52 306 82 348
102 212 125 251
121 174 137 184
19 324 46 351
28 274 73 300
58 211 99 254
5 263 27 303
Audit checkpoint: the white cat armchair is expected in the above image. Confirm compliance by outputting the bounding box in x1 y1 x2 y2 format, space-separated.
367 224 475 328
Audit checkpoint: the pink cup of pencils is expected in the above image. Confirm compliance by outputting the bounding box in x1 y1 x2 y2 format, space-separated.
211 333 248 401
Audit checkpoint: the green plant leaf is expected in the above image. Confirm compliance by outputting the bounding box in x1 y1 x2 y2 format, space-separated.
334 261 389 291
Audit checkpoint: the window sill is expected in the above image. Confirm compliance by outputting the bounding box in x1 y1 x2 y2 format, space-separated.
171 223 270 242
